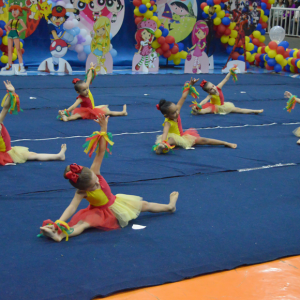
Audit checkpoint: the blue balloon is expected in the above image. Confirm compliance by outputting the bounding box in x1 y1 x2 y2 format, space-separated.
249 37 252 43
265 9 269 16
267 58 276 66
260 54 265 61
256 24 262 31
289 50 294 57
259 61 265 68
0 21 5 29
260 29 266 35
169 43 174 49
162 28 169 37
261 2 267 9
153 12 158 16
278 41 289 49
83 45 91 55
0 37 2 45
225 10 229 14
226 46 233 54
265 54 270 61
211 13 217 19
239 48 244 54
73 27 80 35
274 64 282 73
285 64 290 72
202 12 209 18
19 39 24 44
139 4 147 13
110 48 117 57
159 26 164 31
149 6 153 11
220 3 225 9
222 17 230 26
238 55 245 61
207 0 214 5
246 62 250 69
0 61 5 68
178 42 184 52
2 30 6 36
251 45 258 54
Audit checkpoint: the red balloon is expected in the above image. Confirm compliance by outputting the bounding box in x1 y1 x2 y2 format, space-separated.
237 40 242 47
150 0 155 5
133 0 141 6
259 42 265 47
157 36 165 45
217 24 226 34
214 0 221 4
267 3 271 9
262 22 268 29
232 52 240 60
252 38 260 46
283 51 289 58
225 13 230 17
213 25 218 31
135 17 143 25
268 41 277 50
171 45 179 54
255 54 261 61
0 44 8 54
259 17 263 23
262 0 268 3
261 46 266 54
162 43 170 52
0 28 3 37
21 48 25 54
200 2 207 9
276 46 285 55
163 50 172 58
266 64 274 70
291 58 297 67
297 50 300 59
224 28 231 36
255 61 260 66
165 35 175 44
156 47 163 56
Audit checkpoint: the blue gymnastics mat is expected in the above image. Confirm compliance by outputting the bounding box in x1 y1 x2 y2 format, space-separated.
1 74 300 299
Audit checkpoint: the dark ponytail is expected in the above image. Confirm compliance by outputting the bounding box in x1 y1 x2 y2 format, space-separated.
72 78 85 92
157 99 173 115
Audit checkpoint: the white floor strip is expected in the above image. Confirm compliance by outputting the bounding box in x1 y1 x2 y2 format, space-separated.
238 163 296 172
10 122 297 143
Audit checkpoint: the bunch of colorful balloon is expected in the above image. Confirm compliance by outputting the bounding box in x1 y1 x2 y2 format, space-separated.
0 21 25 67
133 0 187 65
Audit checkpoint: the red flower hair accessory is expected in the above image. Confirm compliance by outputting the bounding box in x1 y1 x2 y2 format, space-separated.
65 163 83 183
200 80 207 88
156 104 160 110
72 78 81 84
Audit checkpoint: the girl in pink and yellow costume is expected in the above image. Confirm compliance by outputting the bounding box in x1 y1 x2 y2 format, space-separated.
39 115 178 242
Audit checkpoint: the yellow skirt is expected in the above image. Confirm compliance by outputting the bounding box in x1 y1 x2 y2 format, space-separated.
293 127 300 137
8 146 30 163
155 133 197 149
95 105 110 114
216 102 235 115
109 194 143 228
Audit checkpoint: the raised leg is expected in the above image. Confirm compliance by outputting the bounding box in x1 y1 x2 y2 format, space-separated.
26 144 67 161
141 192 178 213
195 137 237 149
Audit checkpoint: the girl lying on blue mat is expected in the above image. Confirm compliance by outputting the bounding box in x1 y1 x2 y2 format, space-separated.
153 78 237 155
0 81 66 166
39 115 178 242
284 91 300 144
58 63 127 122
190 73 264 115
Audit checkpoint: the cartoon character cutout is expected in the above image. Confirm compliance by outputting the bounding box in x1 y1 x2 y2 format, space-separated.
26 0 40 20
70 0 88 21
106 0 123 23
91 16 111 72
88 0 105 21
251 2 260 26
134 19 158 71
187 21 208 74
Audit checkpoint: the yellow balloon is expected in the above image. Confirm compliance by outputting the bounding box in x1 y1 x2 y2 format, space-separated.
214 5 221 12
204 6 210 14
230 30 237 38
152 4 157 12
280 59 287 67
173 52 180 59
142 0 149 3
13 48 18 55
229 22 236 29
269 0 275 4
297 60 300 68
265 46 270 53
221 35 229 44
290 66 295 73
154 29 162 38
168 54 174 61
156 19 161 27
293 51 298 58
253 31 261 39
288 57 293 66
173 58 181 65
146 3 151 8
262 15 268 22
12 53 17 61
151 40 160 49
217 10 225 18
228 38 235 46
258 47 262 54
246 51 251 60
275 54 283 63
2 36 8 46
246 43 254 51
151 16 158 23
144 10 153 19
245 36 250 43
134 8 142 16
261 9 264 16
213 17 221 25
268 50 276 58
1 55 8 64
250 54 256 62
259 35 266 42
179 51 188 59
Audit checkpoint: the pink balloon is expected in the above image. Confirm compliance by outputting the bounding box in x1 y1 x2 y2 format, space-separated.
57 1 66 7
77 52 87 61
63 21 74 30
75 44 83 53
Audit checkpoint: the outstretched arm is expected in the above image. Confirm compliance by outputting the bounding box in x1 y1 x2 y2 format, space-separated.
66 99 82 112
85 62 96 88
217 72 231 89
177 78 199 112
90 114 109 175
0 81 15 124
199 95 212 106
59 192 84 222
285 91 300 103
160 121 171 142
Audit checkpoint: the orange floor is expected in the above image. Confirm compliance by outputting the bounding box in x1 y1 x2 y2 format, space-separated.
98 256 300 300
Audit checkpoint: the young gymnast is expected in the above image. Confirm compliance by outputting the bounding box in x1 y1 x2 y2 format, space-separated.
153 78 237 155
58 63 127 121
0 81 66 166
39 114 178 242
191 73 264 115
284 91 300 144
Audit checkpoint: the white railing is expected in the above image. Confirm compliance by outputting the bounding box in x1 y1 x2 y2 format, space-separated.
268 7 300 36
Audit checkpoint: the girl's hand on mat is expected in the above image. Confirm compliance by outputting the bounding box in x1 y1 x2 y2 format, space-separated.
284 91 292 98
3 80 15 93
189 78 199 86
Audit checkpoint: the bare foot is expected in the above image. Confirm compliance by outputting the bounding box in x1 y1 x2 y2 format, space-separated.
122 104 128 116
40 226 64 242
169 191 179 213
255 109 264 114
226 143 237 149
58 144 67 160
61 115 68 122
297 139 300 145
191 107 198 115
155 143 165 155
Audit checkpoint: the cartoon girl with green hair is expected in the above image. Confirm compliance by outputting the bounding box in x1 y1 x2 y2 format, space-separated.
91 16 111 73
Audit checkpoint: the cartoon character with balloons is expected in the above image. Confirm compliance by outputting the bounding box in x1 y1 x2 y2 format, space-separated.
134 19 158 71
